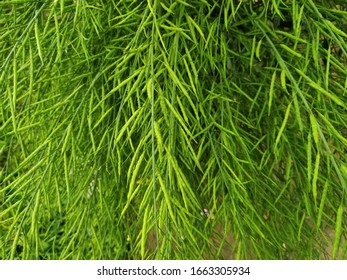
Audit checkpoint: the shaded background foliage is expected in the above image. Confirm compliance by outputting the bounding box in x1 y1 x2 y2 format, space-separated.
1 0 347 259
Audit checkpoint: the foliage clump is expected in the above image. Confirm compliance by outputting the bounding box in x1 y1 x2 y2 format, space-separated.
1 0 347 259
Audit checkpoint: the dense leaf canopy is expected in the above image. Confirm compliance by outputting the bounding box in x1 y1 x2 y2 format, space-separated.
1 0 346 259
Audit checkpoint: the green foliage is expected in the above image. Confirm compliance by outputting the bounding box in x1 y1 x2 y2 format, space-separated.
1 0 347 259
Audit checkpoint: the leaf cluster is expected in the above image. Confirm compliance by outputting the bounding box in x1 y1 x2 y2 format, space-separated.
1 0 347 259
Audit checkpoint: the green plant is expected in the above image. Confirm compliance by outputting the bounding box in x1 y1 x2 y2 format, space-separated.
1 0 346 260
